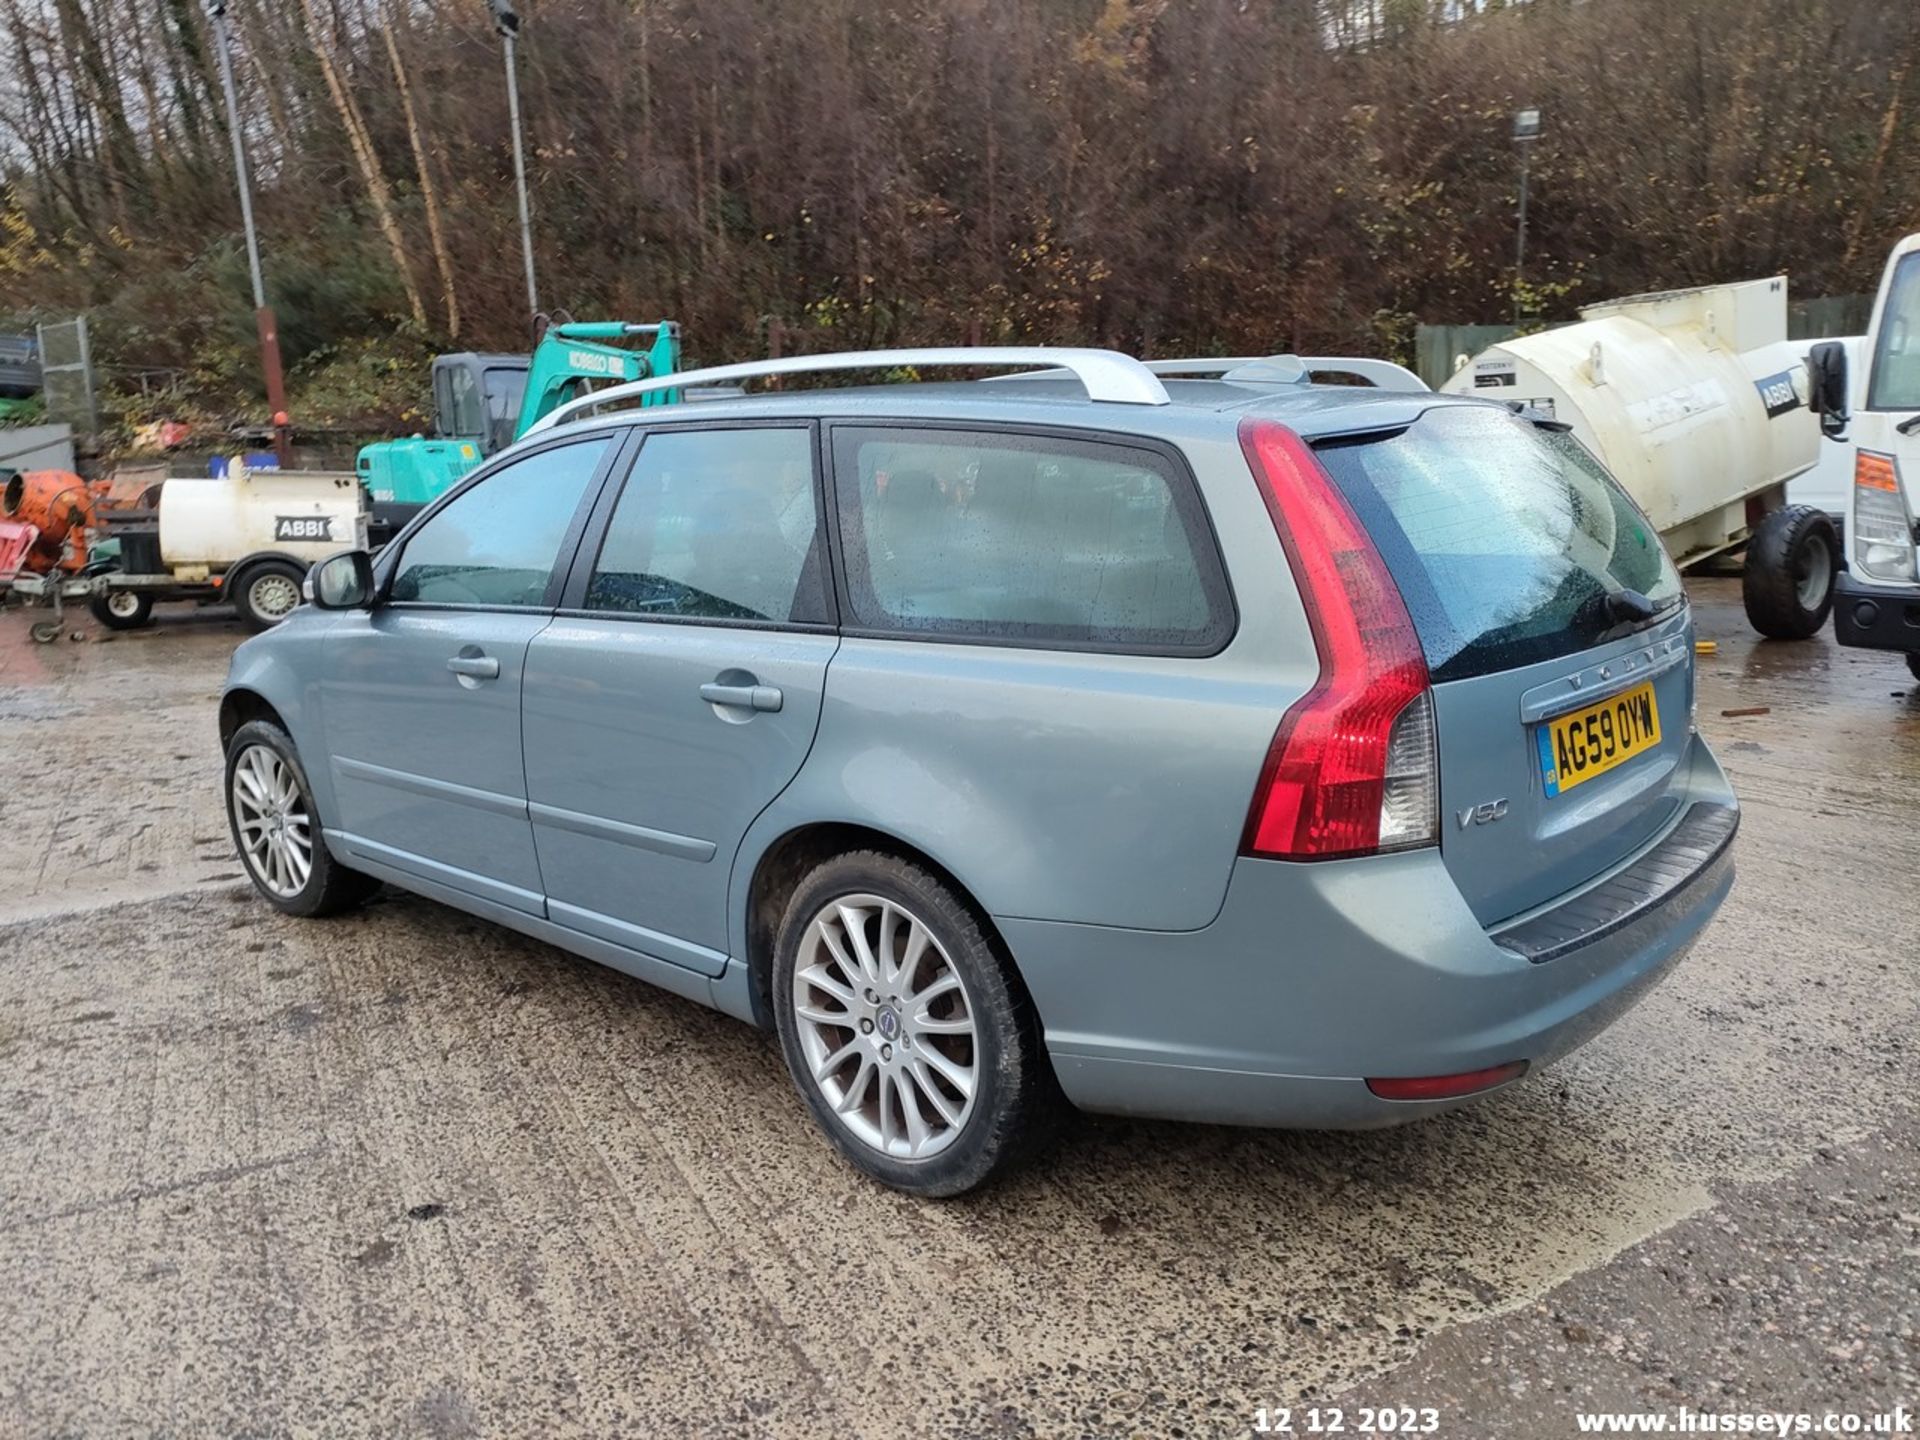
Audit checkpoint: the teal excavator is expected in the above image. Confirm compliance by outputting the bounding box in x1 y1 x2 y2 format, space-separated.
356 320 681 529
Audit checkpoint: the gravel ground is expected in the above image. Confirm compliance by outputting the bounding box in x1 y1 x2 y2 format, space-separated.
0 579 1916 1438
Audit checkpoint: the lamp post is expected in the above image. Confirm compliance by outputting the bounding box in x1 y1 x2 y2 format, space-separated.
488 0 541 327
207 0 291 466
1512 106 1543 328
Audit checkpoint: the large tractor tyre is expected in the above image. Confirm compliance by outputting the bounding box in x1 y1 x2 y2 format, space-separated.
232 559 307 632
1743 504 1838 640
89 588 154 631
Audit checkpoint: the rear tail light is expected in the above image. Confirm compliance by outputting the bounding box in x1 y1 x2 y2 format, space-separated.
1238 418 1437 860
1853 450 1918 583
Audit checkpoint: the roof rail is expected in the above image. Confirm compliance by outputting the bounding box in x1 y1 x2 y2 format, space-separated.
986 353 1429 393
523 346 1171 434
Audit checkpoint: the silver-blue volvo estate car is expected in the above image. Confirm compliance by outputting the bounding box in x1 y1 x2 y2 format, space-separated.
220 348 1738 1195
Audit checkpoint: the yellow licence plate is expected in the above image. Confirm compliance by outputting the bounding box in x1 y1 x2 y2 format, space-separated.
1537 681 1661 797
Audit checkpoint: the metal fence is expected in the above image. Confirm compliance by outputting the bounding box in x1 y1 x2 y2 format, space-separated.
35 317 97 432
1413 294 1873 388
1787 293 1874 341
1414 324 1521 389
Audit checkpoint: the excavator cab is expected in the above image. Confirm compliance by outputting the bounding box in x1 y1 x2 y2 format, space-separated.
430 353 530 458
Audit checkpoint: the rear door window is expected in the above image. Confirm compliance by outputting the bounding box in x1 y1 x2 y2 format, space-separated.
585 426 826 624
830 426 1230 651
1313 405 1683 682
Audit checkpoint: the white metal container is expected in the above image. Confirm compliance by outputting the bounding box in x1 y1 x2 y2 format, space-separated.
157 461 366 571
1441 277 1819 567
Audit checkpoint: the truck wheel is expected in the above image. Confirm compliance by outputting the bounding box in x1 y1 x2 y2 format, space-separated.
89 588 154 631
1742 505 1837 640
233 560 306 632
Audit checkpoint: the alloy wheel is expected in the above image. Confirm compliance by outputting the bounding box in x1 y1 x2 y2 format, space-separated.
230 744 313 899
790 893 979 1160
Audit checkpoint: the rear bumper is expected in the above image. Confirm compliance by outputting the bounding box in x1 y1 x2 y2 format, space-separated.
1832 572 1920 656
1005 734 1737 1129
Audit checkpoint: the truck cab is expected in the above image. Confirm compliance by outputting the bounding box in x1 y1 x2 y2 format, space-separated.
1828 234 1920 679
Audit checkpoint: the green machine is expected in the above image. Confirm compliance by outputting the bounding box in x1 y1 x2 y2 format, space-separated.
356 320 681 528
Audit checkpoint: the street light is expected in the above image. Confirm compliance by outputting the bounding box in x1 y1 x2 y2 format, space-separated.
206 0 291 465
488 0 541 326
1512 106 1543 327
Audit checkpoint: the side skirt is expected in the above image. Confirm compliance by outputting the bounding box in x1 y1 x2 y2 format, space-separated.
326 829 731 1012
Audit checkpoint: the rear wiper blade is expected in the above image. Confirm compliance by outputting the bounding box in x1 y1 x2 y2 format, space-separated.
1571 586 1659 636
1605 588 1658 625
1896 414 1920 436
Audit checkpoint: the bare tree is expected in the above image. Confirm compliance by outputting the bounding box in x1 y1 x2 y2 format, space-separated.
295 0 426 328
380 15 459 336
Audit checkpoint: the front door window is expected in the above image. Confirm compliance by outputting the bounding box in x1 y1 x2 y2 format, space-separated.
391 437 613 609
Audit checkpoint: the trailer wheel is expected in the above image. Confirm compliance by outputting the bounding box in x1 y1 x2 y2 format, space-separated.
1742 504 1837 640
89 588 154 631
232 559 306 632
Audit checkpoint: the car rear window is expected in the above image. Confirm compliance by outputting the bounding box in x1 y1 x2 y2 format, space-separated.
1313 405 1683 683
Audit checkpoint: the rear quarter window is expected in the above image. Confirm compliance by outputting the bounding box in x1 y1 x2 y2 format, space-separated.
1313 405 1683 682
830 425 1232 652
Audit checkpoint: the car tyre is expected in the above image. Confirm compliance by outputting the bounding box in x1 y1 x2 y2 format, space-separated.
89 587 154 631
1907 654 1920 684
1742 504 1837 640
224 718 378 917
233 559 307 632
772 850 1055 1196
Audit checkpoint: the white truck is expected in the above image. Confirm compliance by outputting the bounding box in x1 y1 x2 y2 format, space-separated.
1813 234 1920 681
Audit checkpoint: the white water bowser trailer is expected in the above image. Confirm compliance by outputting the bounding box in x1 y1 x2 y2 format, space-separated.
1443 277 1838 639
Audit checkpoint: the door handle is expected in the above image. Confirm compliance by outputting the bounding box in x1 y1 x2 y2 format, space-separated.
447 654 500 680
699 682 783 713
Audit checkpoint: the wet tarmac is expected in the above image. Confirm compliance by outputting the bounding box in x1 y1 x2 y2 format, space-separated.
1 580 1916 1438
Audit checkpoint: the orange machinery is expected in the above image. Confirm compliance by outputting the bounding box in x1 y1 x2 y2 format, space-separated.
0 468 161 576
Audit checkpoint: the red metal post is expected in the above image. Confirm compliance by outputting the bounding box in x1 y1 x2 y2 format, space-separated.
256 305 291 468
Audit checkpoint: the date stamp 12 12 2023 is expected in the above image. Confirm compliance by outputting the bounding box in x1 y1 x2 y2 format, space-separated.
1253 1407 1443 1435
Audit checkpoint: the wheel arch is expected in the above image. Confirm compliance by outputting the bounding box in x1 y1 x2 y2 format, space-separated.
220 596 344 817
218 687 289 749
737 821 1028 1033
223 548 309 590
